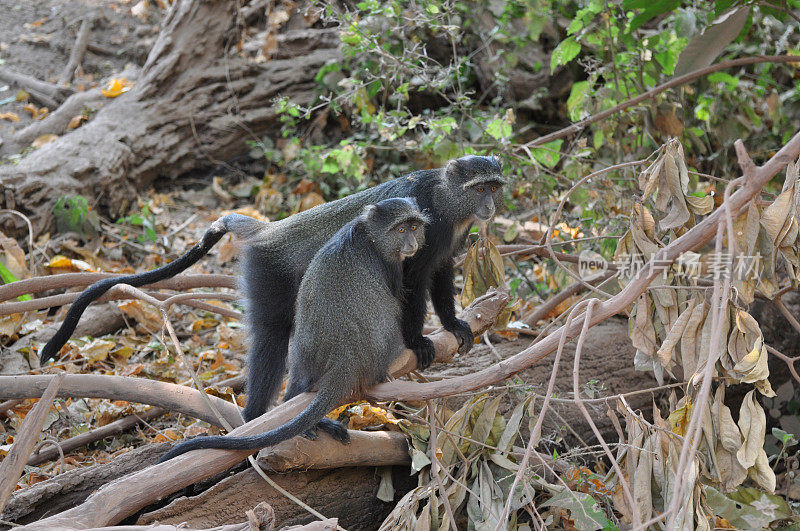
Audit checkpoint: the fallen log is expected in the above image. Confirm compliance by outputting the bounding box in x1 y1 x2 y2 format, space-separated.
0 0 342 236
137 465 414 530
257 430 411 473
2 443 171 524
10 289 507 529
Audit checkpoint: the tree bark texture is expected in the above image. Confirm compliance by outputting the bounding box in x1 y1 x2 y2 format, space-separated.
0 0 341 235
136 466 416 530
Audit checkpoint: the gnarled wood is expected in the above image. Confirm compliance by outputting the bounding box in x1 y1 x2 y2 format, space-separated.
0 0 342 235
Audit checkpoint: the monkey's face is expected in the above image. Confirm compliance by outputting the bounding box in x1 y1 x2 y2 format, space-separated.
445 155 506 222
393 220 425 259
470 180 503 221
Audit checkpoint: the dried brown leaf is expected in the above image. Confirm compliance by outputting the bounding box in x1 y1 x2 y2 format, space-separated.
736 390 765 469
656 297 696 367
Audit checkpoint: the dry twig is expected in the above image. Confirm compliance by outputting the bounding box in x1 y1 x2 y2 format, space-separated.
0 373 64 513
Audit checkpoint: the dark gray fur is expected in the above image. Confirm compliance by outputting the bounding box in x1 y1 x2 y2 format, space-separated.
158 198 428 461
39 155 506 424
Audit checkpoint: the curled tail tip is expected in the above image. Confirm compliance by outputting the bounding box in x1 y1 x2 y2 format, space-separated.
39 342 57 364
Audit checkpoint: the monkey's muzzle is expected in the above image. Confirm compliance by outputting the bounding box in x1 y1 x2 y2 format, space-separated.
400 241 419 258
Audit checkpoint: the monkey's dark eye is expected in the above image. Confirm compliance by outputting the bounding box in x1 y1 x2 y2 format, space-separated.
410 225 417 231
398 227 405 233
476 187 484 193
490 186 497 192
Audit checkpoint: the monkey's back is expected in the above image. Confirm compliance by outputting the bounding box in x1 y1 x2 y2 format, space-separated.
289 223 406 393
242 169 441 281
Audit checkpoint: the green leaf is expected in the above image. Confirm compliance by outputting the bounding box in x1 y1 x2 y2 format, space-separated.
772 427 798 447
708 71 739 88
340 31 362 46
530 139 564 169
486 118 512 141
542 490 613 531
0 261 18 285
567 81 590 121
550 37 581 73
626 0 680 32
593 129 604 150
567 18 584 35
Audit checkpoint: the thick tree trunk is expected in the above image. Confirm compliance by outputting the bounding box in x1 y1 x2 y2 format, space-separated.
0 0 341 235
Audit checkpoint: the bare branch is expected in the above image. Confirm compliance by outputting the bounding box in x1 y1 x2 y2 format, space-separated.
0 374 242 429
0 273 236 303
0 374 64 513
516 55 800 150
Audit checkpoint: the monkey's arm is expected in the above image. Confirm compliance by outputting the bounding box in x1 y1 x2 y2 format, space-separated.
430 261 474 354
401 278 436 369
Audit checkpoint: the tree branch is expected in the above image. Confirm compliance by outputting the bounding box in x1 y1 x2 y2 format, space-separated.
516 55 800 150
0 375 242 429
0 272 236 303
0 374 64 513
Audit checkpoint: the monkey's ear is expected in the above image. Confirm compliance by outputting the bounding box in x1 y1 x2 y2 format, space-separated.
405 197 421 211
491 155 503 171
445 159 461 181
362 204 378 219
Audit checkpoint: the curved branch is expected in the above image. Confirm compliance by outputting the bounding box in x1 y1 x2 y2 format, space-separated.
0 374 242 428
0 290 241 318
516 55 800 150
0 272 237 302
367 131 800 402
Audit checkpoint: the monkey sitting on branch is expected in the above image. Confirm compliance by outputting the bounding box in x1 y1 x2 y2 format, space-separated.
40 155 506 423
158 198 429 461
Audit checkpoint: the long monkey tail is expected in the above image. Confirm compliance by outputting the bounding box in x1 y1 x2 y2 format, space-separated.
40 214 265 363
157 386 342 463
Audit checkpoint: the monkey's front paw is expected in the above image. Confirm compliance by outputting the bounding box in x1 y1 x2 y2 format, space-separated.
410 336 436 370
316 419 350 444
444 319 474 354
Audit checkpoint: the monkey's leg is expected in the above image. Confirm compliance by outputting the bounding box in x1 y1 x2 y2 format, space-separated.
282 376 350 444
401 278 436 369
430 263 474 354
242 300 294 422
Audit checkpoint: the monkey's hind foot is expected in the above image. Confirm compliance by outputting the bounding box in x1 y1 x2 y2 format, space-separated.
444 318 475 354
409 336 436 370
315 418 350 443
301 419 350 444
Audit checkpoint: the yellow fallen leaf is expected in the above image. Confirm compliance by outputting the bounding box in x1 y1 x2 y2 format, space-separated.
45 255 95 272
80 339 116 365
0 112 20 122
68 115 87 129
23 103 39 118
191 317 219 331
102 77 133 97
153 429 180 443
118 300 163 331
32 134 58 148
668 397 692 436
24 17 47 29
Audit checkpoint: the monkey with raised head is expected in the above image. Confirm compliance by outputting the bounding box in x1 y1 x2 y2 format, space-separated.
158 198 428 461
40 155 506 423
